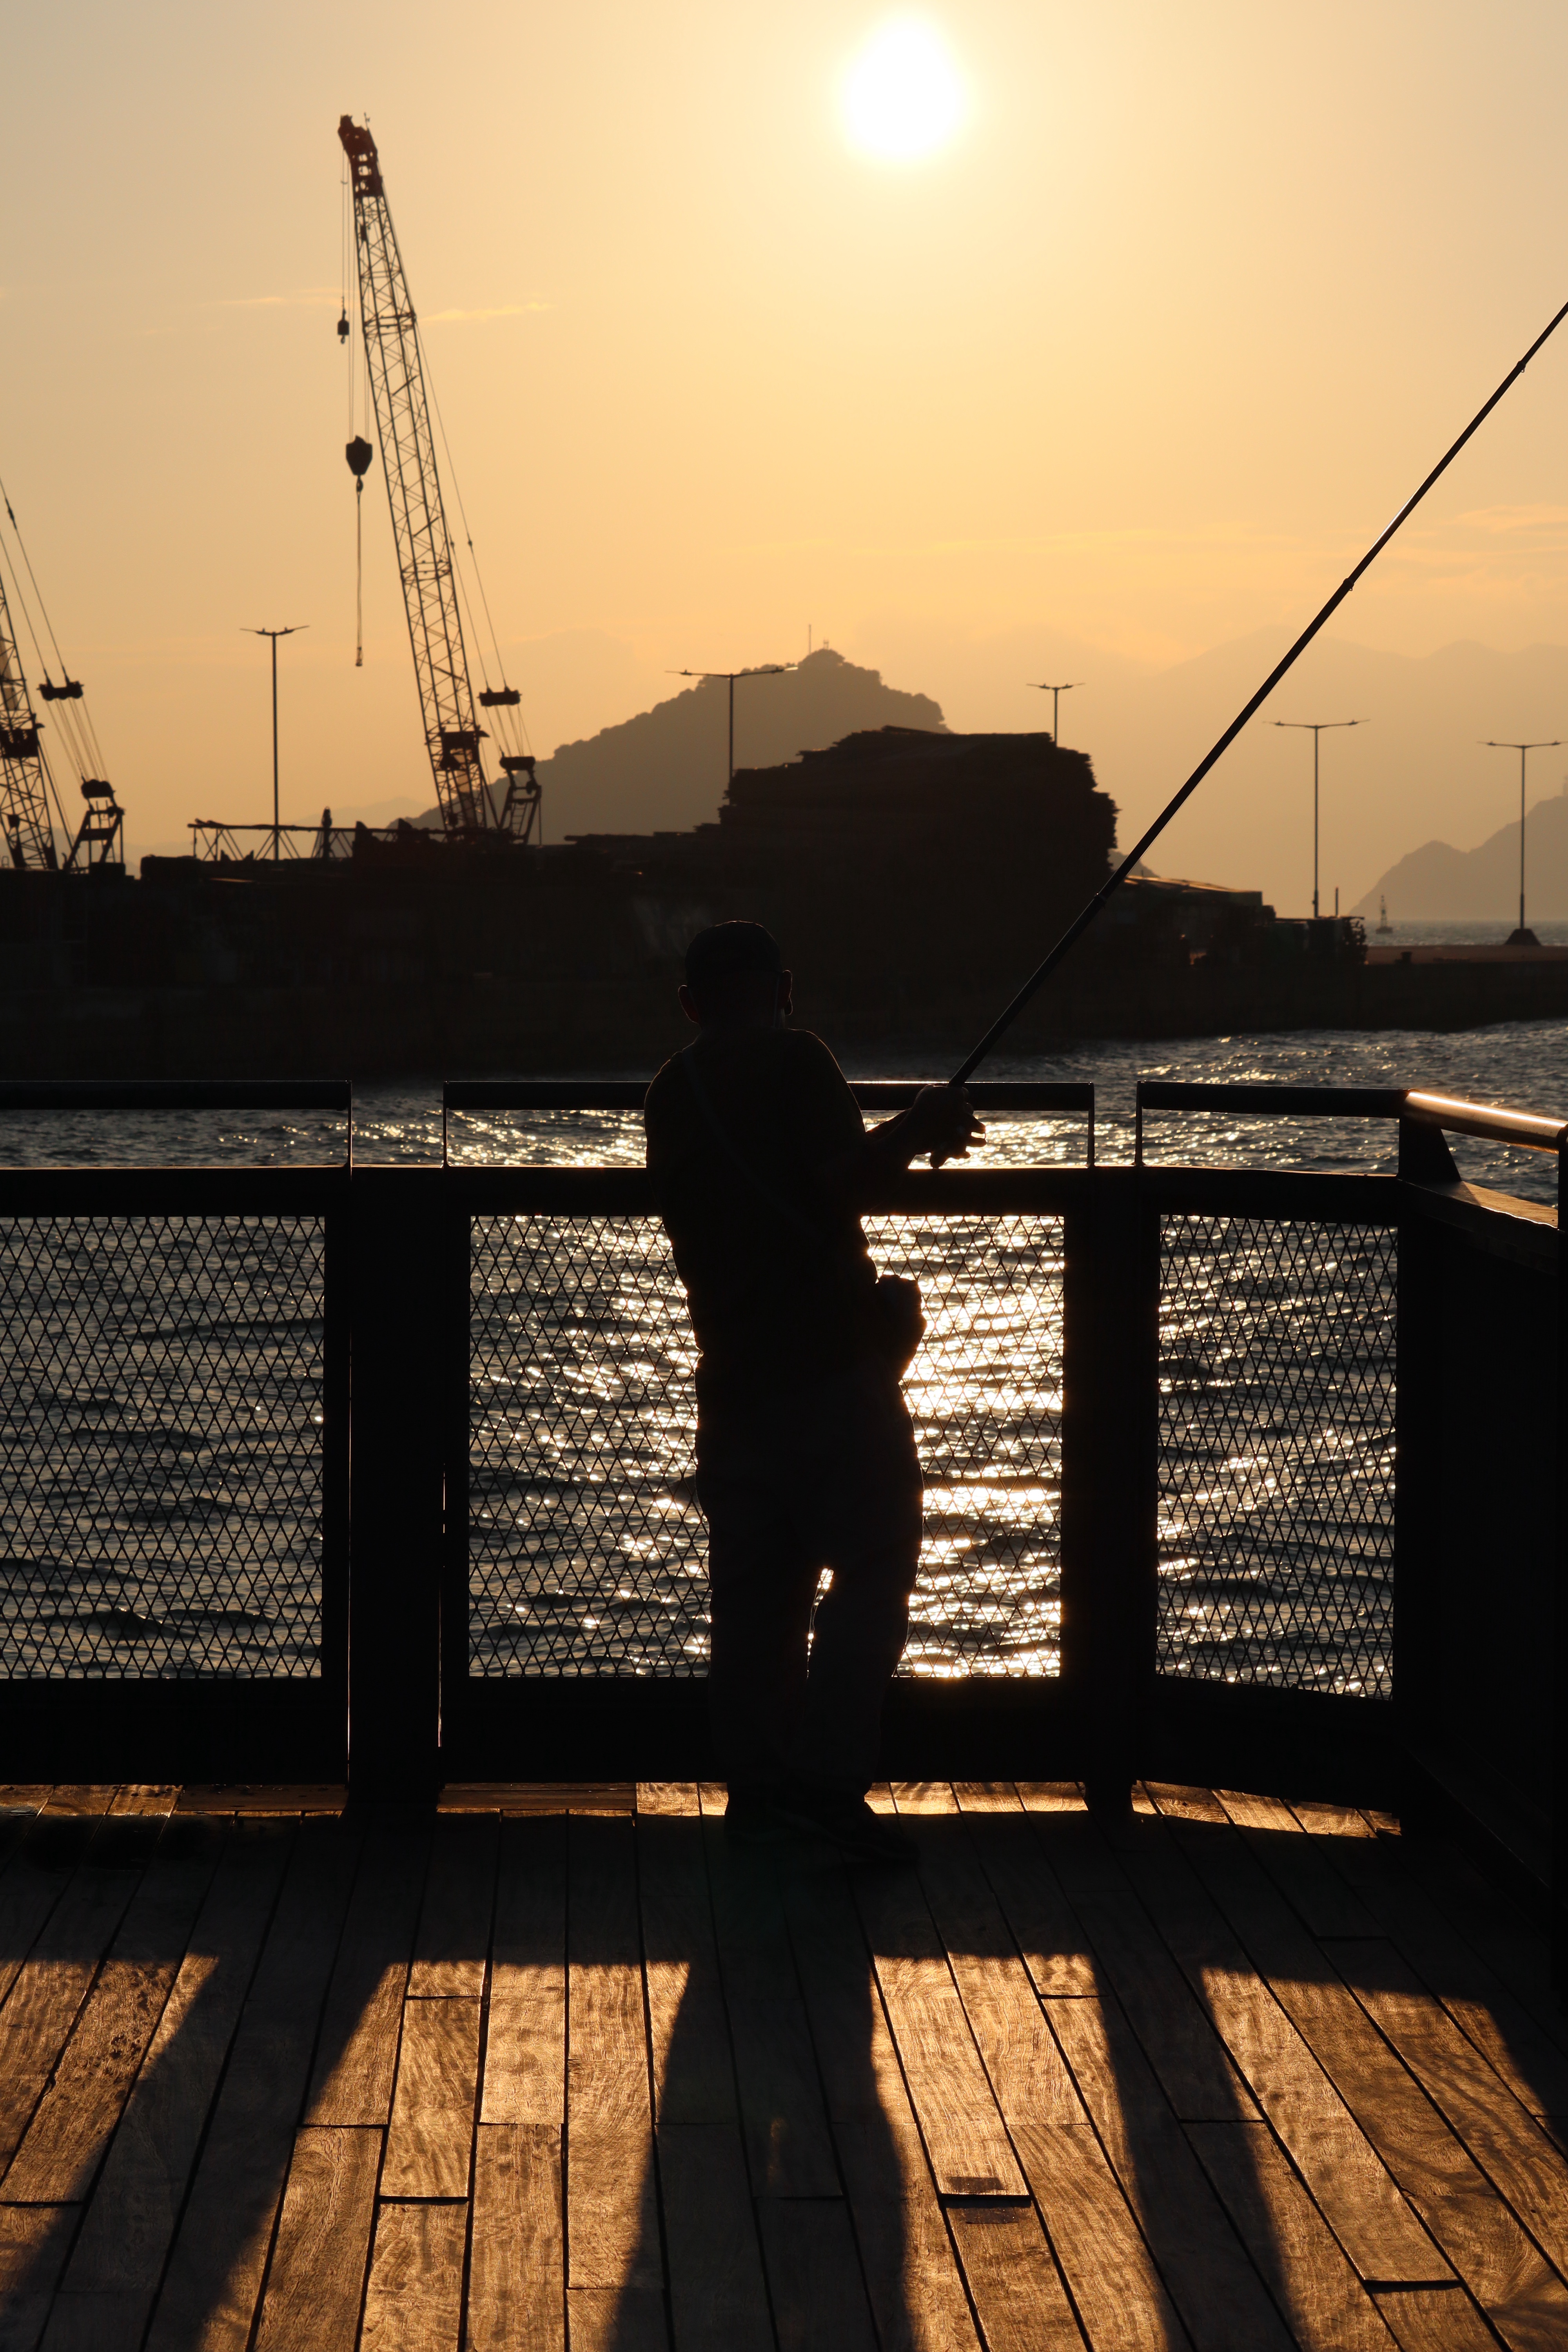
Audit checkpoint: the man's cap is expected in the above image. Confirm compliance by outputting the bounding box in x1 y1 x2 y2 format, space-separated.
684 921 783 992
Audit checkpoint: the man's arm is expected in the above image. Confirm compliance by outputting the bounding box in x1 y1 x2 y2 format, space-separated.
811 1084 985 1209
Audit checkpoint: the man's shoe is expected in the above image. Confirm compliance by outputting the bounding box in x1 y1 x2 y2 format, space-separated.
773 1780 916 1864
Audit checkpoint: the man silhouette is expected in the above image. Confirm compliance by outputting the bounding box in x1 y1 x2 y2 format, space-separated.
644 921 981 1859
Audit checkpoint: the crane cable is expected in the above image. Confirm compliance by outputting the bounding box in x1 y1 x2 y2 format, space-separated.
341 163 368 670
0 474 111 786
415 320 534 764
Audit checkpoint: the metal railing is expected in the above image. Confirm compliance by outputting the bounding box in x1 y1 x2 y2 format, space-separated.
0 1075 1558 1975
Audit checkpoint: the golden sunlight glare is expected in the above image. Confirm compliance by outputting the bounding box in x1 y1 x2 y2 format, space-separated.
839 18 968 163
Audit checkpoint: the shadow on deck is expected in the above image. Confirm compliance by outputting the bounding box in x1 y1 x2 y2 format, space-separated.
0 1780 1564 2351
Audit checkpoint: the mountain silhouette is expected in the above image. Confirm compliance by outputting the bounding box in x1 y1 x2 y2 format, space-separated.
1352 780 1568 918
523 647 947 841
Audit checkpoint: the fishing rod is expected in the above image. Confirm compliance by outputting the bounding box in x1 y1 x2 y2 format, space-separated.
951 293 1568 1086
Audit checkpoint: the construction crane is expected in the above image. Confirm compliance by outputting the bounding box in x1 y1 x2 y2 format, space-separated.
337 115 540 845
0 480 124 873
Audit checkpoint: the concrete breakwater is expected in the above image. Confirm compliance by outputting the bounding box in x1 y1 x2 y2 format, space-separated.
5 952 1568 1077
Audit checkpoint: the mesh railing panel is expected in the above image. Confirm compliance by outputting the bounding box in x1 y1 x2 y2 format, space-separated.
0 1217 326 1679
1157 1216 1396 1695
468 1213 1064 1679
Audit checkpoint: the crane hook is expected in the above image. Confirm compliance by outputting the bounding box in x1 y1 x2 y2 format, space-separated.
337 308 351 344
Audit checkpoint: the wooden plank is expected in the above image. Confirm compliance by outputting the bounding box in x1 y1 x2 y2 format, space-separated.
359 2201 466 2352
635 1784 700 1817
758 2197 880 2352
381 1996 481 2199
1045 1992 1298 2349
0 1864 140 2173
438 1783 635 1816
37 1789 116 1819
831 2115 982 2352
468 2123 563 2352
54 1823 292 2327
1067 1886 1251 2120
852 1853 1027 2198
1396 1840 1568 2058
250 2126 379 2352
0 2206 76 2352
144 1816 364 2352
407 1813 496 1998
964 1811 1098 1998
952 1782 1024 1813
481 1815 564 2126
566 2124 661 2296
1323 1834 1568 2128
1012 2119 1192 2352
1143 1785 1230 1828
567 1817 649 2123
306 1813 429 2126
782 1855 897 2127
563 2285 669 2351
1184 2118 1399 2351
1119 1833 1448 2287
0 1852 78 2015
1016 1784 1085 1813
1368 2285 1503 2352
107 1787 179 1818
904 1815 1085 2134
1181 1824 1568 2348
3 1834 220 2201
889 1782 958 1814
701 1824 838 2194
1290 1799 1377 1840
635 1814 734 2126
1215 1795 1385 1940
566 1815 659 2299
946 2200 1085 2352
658 2124 773 2352
175 1786 346 1815
1325 1937 1568 2282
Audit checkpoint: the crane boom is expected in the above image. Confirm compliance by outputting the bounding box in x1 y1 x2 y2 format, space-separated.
0 571 60 870
338 115 538 842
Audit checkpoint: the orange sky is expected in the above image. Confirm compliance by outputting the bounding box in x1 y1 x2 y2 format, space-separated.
4 0 1568 909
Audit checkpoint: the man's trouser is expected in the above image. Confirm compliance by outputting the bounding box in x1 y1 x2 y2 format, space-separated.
695 1357 922 1796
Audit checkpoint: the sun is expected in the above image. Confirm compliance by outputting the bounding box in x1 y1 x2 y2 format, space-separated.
839 18 968 164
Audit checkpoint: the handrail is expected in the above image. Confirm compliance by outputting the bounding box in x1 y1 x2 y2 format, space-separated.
1136 1078 1568 1164
1135 1082 1406 1163
1402 1090 1568 1154
443 1078 1096 1166
0 1080 354 1167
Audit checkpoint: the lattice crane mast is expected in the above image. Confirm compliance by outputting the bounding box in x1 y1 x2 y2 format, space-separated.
0 483 123 873
337 116 540 844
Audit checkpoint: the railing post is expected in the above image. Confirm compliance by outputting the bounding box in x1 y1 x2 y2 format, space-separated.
1062 1168 1160 1808
1557 1140 1568 1996
348 1168 447 1800
1394 1120 1460 1811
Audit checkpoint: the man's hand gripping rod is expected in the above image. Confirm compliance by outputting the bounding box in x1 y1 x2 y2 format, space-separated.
950 295 1568 1087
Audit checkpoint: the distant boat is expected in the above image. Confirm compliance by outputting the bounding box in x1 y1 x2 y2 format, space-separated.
1375 895 1392 935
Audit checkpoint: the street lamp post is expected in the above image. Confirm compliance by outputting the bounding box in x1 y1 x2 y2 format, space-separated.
1482 738 1560 944
1273 717 1365 919
1027 680 1083 744
670 664 793 789
245 626 307 860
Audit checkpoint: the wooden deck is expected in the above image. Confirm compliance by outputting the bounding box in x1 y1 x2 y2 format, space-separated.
0 1782 1564 2351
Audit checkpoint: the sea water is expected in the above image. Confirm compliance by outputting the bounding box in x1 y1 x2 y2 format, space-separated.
1 1016 1561 1695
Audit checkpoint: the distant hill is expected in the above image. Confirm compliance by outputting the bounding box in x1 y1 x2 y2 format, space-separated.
1351 783 1568 918
527 648 946 842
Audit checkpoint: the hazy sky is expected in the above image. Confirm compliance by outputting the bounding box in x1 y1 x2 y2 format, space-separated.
5 0 1568 904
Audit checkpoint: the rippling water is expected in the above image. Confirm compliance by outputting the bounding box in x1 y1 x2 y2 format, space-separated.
0 1015 1560 1686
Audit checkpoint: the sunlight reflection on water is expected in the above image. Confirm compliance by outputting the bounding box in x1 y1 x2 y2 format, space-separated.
0 1020 1560 1684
